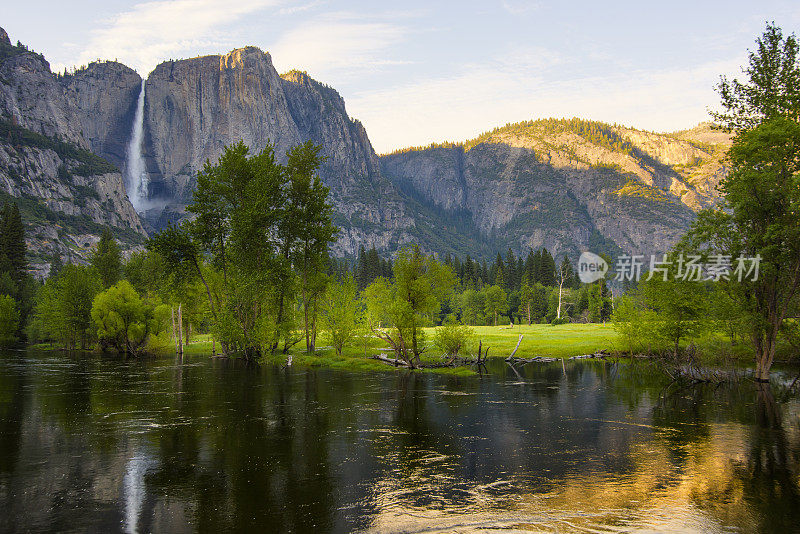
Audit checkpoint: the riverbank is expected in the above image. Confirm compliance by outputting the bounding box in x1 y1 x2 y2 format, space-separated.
32 322 787 376
151 323 620 376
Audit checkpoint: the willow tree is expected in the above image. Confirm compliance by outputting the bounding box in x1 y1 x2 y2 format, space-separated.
690 24 800 381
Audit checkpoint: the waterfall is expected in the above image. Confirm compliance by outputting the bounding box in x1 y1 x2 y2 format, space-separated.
125 79 148 212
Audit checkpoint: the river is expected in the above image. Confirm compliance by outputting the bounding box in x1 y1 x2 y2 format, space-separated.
0 349 798 532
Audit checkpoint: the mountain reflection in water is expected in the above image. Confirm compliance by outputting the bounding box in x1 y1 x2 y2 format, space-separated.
0 351 798 533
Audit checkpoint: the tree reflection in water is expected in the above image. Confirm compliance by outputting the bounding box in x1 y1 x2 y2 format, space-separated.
0 351 798 533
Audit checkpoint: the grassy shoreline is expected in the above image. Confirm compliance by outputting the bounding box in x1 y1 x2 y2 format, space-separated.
28 323 780 376
167 324 621 376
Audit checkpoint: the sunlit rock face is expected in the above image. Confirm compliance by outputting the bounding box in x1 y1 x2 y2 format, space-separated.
1 22 733 264
137 47 415 255
380 122 731 259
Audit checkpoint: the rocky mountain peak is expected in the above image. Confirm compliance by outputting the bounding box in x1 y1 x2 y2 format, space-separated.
0 27 10 46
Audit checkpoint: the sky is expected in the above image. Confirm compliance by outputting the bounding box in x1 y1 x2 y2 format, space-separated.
3 1 799 153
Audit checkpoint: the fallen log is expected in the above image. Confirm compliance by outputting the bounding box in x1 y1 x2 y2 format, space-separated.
508 334 524 359
372 354 411 367
568 352 607 360
506 356 559 364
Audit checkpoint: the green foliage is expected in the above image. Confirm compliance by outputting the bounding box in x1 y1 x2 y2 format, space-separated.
124 250 168 297
483 285 508 326
29 264 102 349
587 280 612 323
689 24 800 379
284 141 338 352
433 318 474 358
612 294 658 353
458 288 485 325
319 275 363 356
0 294 19 345
713 23 800 131
91 227 121 288
0 117 118 175
0 202 26 286
364 246 455 364
91 280 154 354
616 263 708 356
151 140 336 358
355 246 392 289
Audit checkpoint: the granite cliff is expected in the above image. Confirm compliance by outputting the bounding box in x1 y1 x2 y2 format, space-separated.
380 119 730 259
0 25 732 271
0 28 146 276
134 47 418 254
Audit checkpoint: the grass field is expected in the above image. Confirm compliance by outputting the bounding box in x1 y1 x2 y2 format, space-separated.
31 322 785 375
147 323 621 376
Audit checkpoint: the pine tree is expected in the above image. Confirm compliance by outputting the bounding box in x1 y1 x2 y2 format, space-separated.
524 249 536 285
91 227 121 288
0 202 26 286
539 248 557 286
505 248 517 291
355 245 367 289
49 249 63 279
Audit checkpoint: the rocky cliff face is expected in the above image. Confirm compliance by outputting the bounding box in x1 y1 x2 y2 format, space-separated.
62 61 142 169
140 48 416 254
0 24 733 267
0 28 146 276
380 120 730 259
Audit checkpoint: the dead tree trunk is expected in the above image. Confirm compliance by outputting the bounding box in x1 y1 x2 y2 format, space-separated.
177 304 184 357
508 334 523 359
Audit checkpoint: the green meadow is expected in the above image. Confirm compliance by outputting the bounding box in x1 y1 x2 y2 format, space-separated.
155 323 621 376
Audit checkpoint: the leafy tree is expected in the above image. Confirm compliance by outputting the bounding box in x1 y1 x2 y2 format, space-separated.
284 142 338 352
0 295 18 345
91 280 155 354
611 295 657 354
484 285 508 326
153 140 335 358
433 318 474 361
58 265 102 349
643 275 707 357
124 250 167 297
691 24 800 380
91 227 121 288
459 288 485 325
319 275 362 356
714 23 800 131
28 265 101 349
365 246 455 366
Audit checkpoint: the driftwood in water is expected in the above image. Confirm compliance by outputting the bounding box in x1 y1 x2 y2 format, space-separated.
568 351 607 360
506 355 559 364
372 354 411 367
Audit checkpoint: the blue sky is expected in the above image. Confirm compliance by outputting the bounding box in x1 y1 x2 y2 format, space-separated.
4 1 799 152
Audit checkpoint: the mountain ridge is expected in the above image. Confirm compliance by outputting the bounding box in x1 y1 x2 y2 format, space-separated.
0 26 731 275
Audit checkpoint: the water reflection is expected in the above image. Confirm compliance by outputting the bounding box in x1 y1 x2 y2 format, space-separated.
0 350 798 533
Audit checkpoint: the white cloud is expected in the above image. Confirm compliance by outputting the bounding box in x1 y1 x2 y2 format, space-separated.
348 55 744 153
268 12 411 79
501 0 540 15
62 0 281 74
